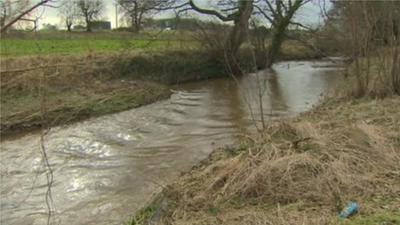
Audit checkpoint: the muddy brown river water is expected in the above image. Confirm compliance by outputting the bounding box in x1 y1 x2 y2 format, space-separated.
0 60 343 225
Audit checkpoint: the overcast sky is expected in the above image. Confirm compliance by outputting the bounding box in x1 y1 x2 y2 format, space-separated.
34 0 327 29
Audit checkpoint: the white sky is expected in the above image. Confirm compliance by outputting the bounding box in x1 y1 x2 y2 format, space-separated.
35 0 207 28
32 0 327 29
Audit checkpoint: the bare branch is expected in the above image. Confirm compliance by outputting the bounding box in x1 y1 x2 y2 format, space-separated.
263 0 279 19
188 0 235 22
254 4 275 26
289 21 315 31
1 0 53 33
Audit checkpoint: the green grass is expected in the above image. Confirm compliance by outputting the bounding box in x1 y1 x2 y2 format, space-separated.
338 212 400 225
1 30 194 40
0 49 227 137
1 80 171 137
125 197 165 225
0 39 195 56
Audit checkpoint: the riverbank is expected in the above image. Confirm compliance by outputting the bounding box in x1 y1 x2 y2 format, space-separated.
1 40 320 138
131 96 400 225
0 50 219 137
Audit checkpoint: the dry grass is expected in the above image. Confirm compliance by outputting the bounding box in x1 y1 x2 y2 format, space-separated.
336 48 400 98
0 48 236 137
279 40 322 61
0 52 172 137
134 97 400 225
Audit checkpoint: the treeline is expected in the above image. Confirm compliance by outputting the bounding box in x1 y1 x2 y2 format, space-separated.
0 0 320 70
319 1 400 97
2 0 399 89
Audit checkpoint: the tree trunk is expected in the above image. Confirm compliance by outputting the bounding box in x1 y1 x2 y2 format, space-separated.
135 22 140 33
132 3 139 33
83 10 92 32
86 17 92 32
131 16 140 33
0 19 5 31
67 23 72 32
224 0 253 75
266 19 289 67
226 0 253 56
265 0 303 68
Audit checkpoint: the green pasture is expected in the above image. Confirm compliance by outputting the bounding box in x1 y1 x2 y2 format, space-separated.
0 38 197 56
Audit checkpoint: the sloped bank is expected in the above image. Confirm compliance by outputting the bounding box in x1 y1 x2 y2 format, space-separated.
130 97 400 225
1 43 320 138
0 50 228 137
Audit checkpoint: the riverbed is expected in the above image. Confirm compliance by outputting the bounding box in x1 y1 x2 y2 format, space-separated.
0 60 343 225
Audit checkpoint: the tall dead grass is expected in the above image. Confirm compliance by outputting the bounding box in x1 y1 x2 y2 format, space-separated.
0 49 227 94
338 47 400 98
0 52 134 94
338 1 400 98
142 98 400 225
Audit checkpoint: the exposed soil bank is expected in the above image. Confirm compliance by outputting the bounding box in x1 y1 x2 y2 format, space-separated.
1 80 170 139
0 50 215 137
1 60 341 225
1 43 320 138
131 96 400 225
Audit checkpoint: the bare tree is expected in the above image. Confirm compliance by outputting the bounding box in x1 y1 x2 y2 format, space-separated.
76 0 104 32
255 0 311 67
118 0 173 33
1 0 29 28
0 0 12 28
172 0 253 74
172 0 310 70
59 0 78 32
331 0 400 96
189 0 253 58
0 0 52 33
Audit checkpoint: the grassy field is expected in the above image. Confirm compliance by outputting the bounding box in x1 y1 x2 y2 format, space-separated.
0 49 230 137
0 31 321 58
0 30 321 137
1 39 157 56
0 39 198 56
0 30 199 56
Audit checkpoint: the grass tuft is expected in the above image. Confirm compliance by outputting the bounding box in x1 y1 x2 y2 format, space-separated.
131 97 400 225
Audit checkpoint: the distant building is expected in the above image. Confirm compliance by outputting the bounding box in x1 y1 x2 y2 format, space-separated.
41 23 58 31
145 18 228 31
73 25 86 31
89 21 111 31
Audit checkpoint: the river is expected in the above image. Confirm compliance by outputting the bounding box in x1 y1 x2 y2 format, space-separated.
0 60 343 225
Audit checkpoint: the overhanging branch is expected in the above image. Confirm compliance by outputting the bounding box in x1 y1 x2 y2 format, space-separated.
188 0 235 22
254 5 276 26
1 0 53 33
289 21 316 32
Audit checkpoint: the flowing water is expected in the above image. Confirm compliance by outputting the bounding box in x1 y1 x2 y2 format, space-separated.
0 60 343 225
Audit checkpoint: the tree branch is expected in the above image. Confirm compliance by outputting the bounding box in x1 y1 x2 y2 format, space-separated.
263 0 279 19
289 21 316 31
1 0 53 33
188 0 234 22
254 4 276 26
